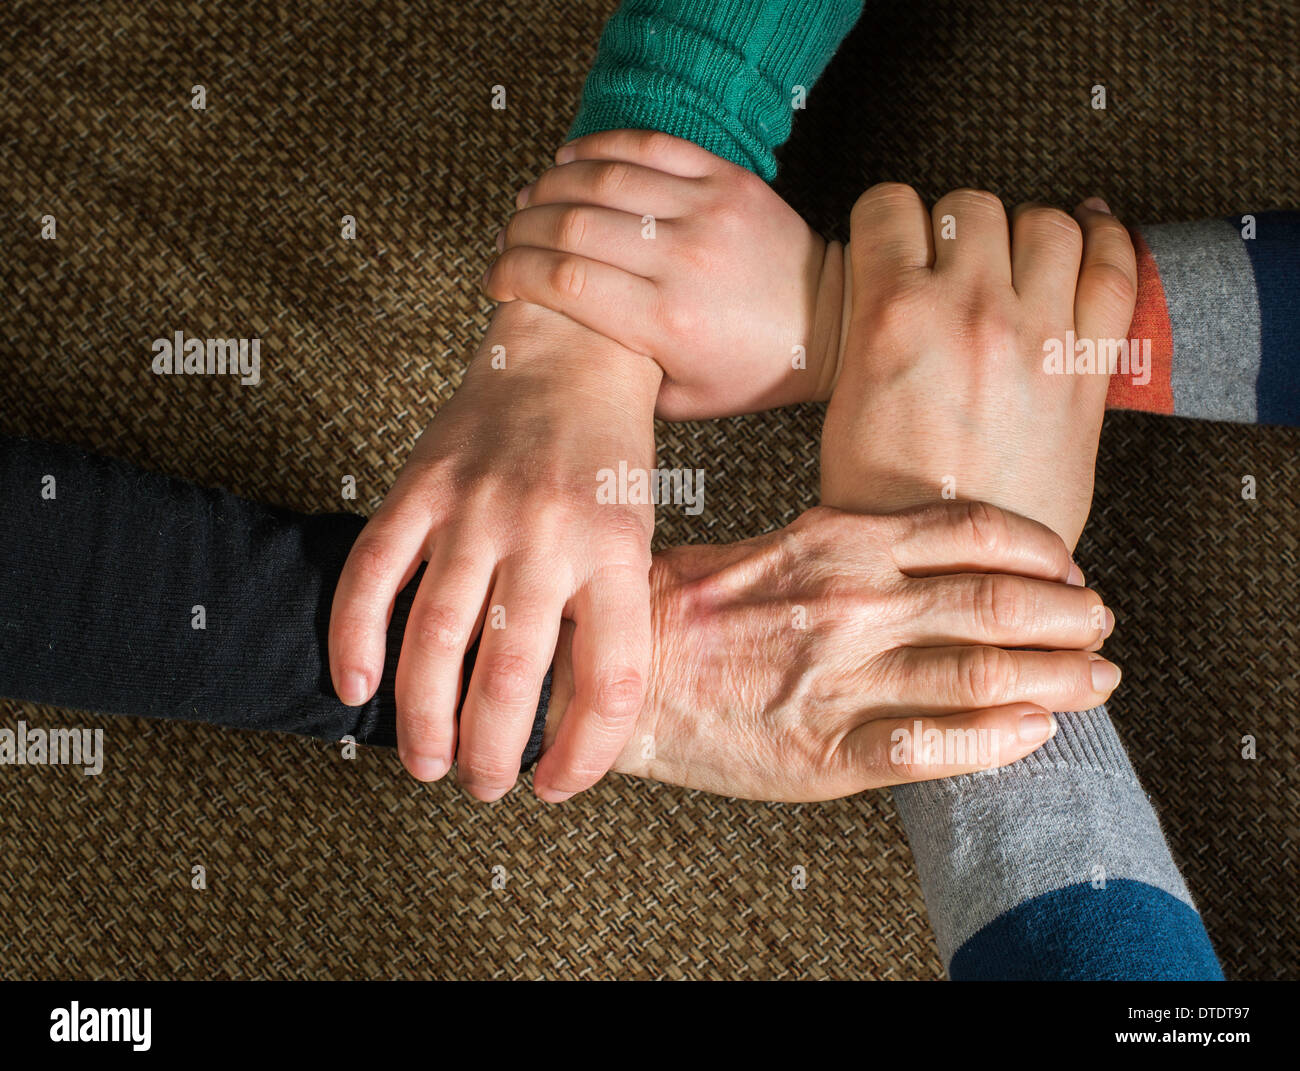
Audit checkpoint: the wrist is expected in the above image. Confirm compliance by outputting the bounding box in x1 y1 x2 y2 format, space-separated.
474 300 664 405
808 240 848 403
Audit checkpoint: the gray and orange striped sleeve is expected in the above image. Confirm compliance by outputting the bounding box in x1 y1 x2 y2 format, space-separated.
1107 212 1300 426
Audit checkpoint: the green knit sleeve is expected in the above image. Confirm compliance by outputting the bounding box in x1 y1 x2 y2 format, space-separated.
566 0 863 181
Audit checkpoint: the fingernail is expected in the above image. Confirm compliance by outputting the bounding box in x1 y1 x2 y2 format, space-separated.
338 670 369 706
1067 561 1085 586
1018 711 1058 744
494 228 505 253
1090 658 1122 693
481 263 492 289
535 784 576 804
407 755 449 782
516 184 533 209
1082 196 1111 214
555 144 575 164
1103 607 1116 638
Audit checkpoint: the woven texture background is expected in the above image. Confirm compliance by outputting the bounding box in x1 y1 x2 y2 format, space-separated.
0 0 1295 979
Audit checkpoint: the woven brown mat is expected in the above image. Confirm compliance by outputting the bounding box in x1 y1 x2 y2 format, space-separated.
0 0 1295 979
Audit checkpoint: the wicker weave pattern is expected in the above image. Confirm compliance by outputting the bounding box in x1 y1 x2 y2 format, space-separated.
0 0 1295 979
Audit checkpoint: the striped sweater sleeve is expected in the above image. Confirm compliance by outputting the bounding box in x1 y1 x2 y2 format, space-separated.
1108 213 1300 427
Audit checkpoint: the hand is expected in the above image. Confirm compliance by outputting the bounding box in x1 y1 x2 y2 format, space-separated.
542 503 1118 802
482 130 845 419
821 185 1138 549
329 300 662 803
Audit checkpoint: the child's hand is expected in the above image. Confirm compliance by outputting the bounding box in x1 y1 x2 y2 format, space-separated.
482 130 845 419
822 185 1138 550
329 300 661 803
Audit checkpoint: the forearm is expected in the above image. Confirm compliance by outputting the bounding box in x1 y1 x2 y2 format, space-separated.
820 315 1220 978
892 708 1220 979
0 435 548 764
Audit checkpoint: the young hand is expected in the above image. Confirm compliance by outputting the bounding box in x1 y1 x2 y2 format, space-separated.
482 130 844 419
329 300 662 803
822 185 1138 550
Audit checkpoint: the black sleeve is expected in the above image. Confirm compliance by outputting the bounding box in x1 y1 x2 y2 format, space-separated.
0 435 548 768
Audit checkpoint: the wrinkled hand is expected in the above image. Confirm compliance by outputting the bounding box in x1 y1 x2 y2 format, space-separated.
483 130 844 419
329 300 661 803
542 503 1118 802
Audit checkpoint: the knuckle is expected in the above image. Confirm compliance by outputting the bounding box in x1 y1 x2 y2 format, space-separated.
555 206 588 250
412 605 467 656
818 504 872 547
774 516 813 566
940 187 1006 218
1088 214 1134 245
347 538 395 586
589 668 645 727
677 224 718 275
959 646 1017 706
531 496 585 542
833 587 886 630
500 212 521 251
727 164 766 197
962 299 1020 358
400 716 453 757
1086 259 1138 309
852 181 920 221
703 192 745 232
961 500 1011 558
1019 204 1083 245
593 161 633 197
477 651 539 706
883 737 924 783
547 254 587 303
657 289 698 341
637 129 678 161
602 506 654 552
974 573 1027 634
459 754 519 788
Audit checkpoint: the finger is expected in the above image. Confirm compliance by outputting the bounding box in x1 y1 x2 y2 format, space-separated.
877 645 1121 714
836 703 1059 789
520 159 691 218
497 203 665 275
886 500 1082 585
1073 197 1139 341
533 562 652 803
1010 201 1083 313
455 564 566 802
907 572 1112 650
848 182 934 280
554 129 720 178
931 188 1011 284
393 542 496 782
329 500 430 707
483 248 661 354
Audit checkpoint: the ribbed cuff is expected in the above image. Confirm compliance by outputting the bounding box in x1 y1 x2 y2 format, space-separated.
568 0 863 180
